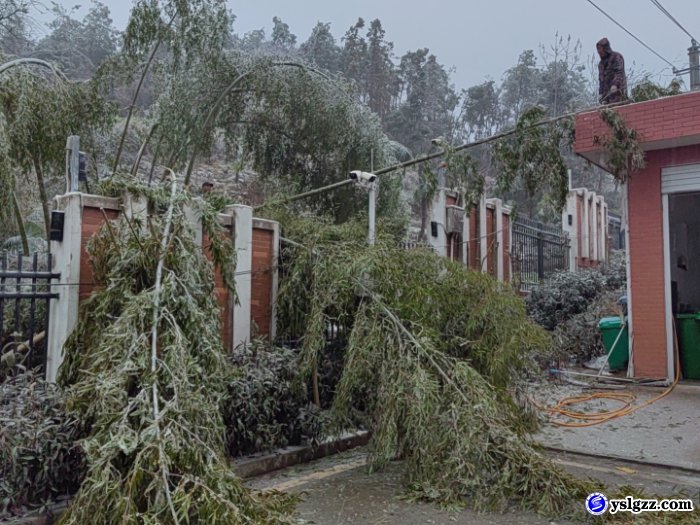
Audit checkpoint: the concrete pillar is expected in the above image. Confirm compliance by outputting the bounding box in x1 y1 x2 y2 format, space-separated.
504 206 513 281
269 221 280 340
462 206 469 266
599 197 608 262
183 197 204 248
562 190 579 272
591 194 599 262
488 198 505 281
46 193 83 382
582 191 590 260
122 191 148 221
689 39 700 91
622 182 634 377
429 188 447 257
479 194 488 273
230 205 252 349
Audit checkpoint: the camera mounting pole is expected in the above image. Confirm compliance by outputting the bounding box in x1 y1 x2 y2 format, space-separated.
348 170 378 245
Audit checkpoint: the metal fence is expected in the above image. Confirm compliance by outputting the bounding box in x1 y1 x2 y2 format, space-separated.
0 252 59 376
608 212 625 250
398 240 434 251
511 218 570 292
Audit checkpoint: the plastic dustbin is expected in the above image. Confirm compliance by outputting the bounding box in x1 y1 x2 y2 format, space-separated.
598 317 629 371
676 314 700 380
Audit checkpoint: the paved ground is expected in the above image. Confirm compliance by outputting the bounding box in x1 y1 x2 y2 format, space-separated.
535 383 700 471
248 448 700 525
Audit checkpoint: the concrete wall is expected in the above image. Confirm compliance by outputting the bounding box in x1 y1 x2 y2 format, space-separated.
563 189 609 270
429 190 512 282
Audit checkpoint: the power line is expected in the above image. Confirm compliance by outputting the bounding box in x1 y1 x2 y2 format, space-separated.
584 0 677 70
255 99 631 211
648 0 698 44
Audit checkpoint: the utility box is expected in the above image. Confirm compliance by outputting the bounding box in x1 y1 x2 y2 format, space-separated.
598 317 629 371
446 205 464 234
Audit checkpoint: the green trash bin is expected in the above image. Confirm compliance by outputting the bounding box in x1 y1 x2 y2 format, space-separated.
676 314 700 380
598 317 629 371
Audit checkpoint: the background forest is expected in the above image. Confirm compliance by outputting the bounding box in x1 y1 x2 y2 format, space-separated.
0 0 682 246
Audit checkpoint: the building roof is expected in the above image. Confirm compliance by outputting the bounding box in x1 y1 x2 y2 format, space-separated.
575 90 700 171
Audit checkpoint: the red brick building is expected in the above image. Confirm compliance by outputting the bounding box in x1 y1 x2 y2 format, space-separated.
575 91 700 380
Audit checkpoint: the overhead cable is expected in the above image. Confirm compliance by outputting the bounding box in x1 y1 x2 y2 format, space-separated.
585 0 677 70
648 0 698 44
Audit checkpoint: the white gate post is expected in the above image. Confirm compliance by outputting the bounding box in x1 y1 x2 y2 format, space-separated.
46 193 83 382
229 205 252 349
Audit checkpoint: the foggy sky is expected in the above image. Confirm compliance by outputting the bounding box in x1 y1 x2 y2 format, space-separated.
45 0 699 90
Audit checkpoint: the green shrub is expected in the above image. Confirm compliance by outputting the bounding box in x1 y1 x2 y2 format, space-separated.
526 251 626 331
0 373 85 516
527 252 626 363
551 290 625 363
526 270 607 330
223 342 326 457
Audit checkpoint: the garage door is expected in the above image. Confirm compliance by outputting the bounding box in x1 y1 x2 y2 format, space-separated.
662 164 700 194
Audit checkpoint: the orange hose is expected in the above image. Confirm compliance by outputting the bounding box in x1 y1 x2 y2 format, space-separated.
536 318 680 428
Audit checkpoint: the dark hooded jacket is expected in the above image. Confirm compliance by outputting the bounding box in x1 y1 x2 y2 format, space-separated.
598 38 627 103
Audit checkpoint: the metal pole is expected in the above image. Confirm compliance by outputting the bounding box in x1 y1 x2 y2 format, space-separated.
65 136 80 193
369 148 376 246
689 39 700 91
368 183 376 245
537 231 545 280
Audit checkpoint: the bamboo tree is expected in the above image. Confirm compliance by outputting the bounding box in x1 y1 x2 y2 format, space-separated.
0 64 114 244
109 0 230 175
11 190 29 255
57 181 296 524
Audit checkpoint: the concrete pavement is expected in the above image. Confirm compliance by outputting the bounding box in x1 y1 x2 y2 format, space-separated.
535 383 700 471
248 448 700 524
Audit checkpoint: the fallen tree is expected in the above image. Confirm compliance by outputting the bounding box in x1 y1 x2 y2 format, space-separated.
56 180 297 524
275 218 700 524
274 216 596 517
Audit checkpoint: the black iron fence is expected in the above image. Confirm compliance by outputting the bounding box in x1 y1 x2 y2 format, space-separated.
608 212 625 250
0 252 59 377
511 218 570 292
398 240 434 251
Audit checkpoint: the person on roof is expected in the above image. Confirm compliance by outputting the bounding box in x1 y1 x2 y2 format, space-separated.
597 38 627 104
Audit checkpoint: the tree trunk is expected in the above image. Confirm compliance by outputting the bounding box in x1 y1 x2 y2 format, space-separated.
32 158 50 246
11 191 29 256
112 13 176 176
312 364 321 407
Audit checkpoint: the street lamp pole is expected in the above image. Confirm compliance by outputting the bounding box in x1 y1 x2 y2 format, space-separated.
368 182 376 245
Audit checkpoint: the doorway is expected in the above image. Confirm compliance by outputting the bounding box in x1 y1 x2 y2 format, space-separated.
668 192 700 315
663 163 700 382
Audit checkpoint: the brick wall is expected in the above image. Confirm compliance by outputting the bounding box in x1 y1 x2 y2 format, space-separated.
576 91 700 155
251 226 274 338
575 92 700 378
627 145 700 378
70 199 278 351
79 206 119 301
486 207 496 277
203 230 232 350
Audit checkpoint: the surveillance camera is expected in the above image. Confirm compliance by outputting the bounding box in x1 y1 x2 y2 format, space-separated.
349 170 377 183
